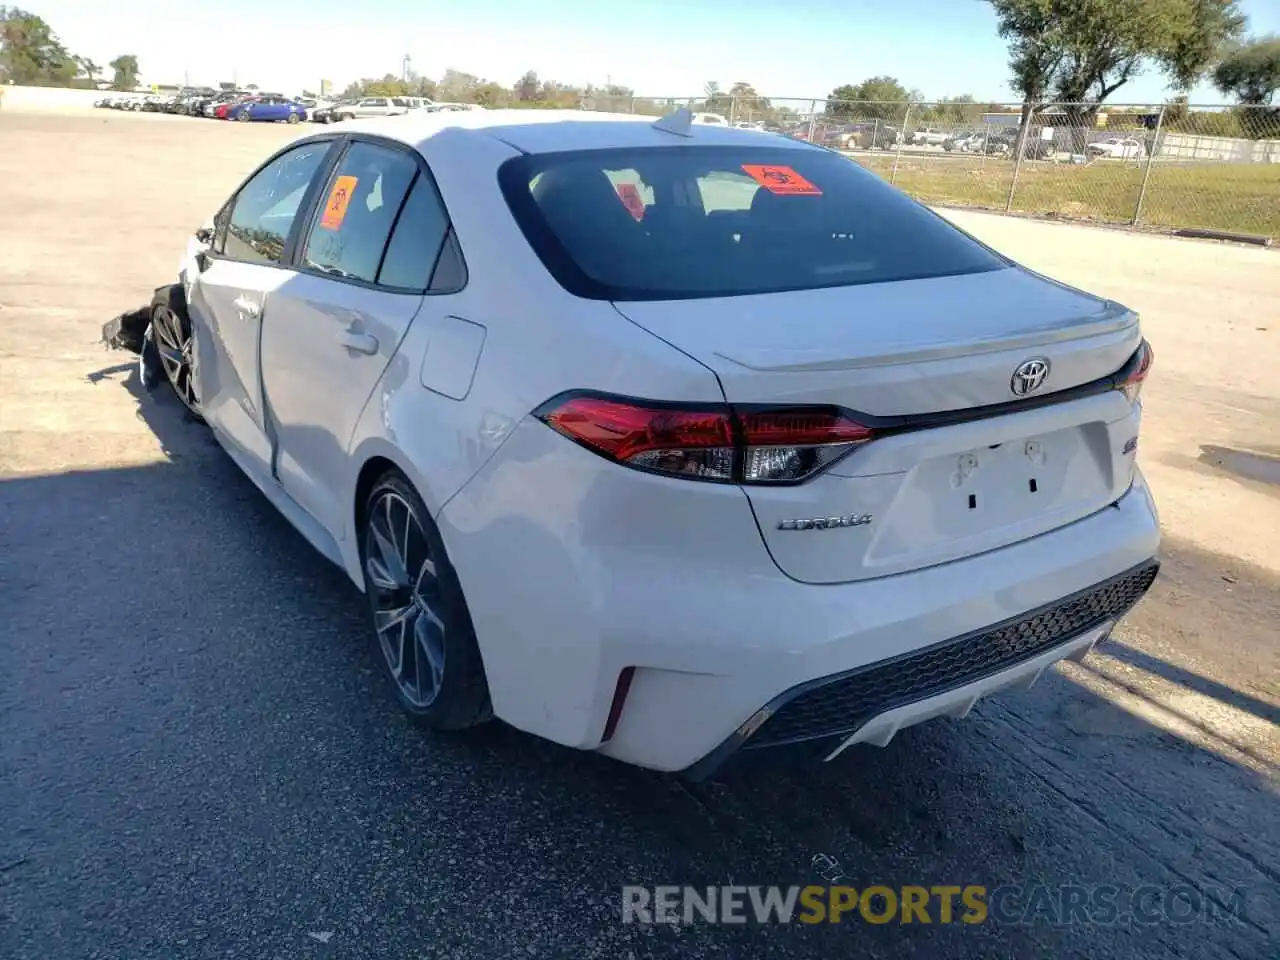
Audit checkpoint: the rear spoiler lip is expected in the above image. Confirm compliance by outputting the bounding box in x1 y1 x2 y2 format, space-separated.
836 338 1150 435
712 302 1137 373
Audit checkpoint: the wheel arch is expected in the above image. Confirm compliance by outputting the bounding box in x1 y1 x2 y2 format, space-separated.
344 439 444 590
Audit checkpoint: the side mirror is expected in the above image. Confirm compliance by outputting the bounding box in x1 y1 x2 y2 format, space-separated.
195 250 211 273
195 226 213 244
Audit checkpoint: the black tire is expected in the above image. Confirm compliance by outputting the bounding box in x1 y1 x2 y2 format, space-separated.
237 110 251 122
360 470 492 730
287 112 300 124
149 285 204 422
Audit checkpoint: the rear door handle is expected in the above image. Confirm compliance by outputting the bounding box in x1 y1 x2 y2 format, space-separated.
338 329 379 355
232 296 260 318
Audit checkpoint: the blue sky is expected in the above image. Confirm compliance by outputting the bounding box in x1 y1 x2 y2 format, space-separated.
36 0 1280 104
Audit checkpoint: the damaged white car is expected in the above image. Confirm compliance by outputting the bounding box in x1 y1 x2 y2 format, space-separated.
104 109 1160 777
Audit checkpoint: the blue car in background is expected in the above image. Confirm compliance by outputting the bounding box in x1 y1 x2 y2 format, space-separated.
226 96 307 124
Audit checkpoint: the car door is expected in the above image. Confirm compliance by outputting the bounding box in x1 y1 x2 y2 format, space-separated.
188 139 338 475
258 138 458 539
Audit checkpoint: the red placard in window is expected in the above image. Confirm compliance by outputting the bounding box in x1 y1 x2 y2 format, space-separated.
741 164 822 195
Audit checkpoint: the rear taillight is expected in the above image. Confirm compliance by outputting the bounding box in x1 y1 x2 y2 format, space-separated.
536 393 873 484
1117 340 1154 404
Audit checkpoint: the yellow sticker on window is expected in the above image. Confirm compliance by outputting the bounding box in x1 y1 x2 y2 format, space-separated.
320 175 358 230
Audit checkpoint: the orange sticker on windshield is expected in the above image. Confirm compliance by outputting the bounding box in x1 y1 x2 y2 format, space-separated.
615 182 645 220
741 164 822 195
320 175 358 230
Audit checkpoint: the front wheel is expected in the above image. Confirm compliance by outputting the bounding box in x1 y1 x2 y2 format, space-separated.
360 471 491 730
237 111 250 122
149 285 203 421
287 112 300 124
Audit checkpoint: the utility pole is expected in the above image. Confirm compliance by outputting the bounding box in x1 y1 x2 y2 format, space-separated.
402 54 411 83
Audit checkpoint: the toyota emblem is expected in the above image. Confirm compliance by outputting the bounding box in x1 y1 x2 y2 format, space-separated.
1010 358 1051 396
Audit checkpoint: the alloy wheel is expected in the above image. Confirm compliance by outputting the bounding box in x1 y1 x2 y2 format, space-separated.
151 303 200 416
364 490 446 709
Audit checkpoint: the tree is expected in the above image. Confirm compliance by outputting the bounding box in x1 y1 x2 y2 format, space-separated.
473 81 508 107
109 54 139 91
987 0 1245 153
0 6 76 85
515 70 539 101
1212 35 1280 104
824 76 916 120
725 80 771 120
437 68 480 103
363 73 409 96
989 0 1244 106
74 55 99 87
701 80 733 115
919 94 986 124
825 83 861 118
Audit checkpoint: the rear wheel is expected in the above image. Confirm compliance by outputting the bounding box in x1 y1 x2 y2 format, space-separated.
237 110 250 122
360 470 491 730
287 112 300 124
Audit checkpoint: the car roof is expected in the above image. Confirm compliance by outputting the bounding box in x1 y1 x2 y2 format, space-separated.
336 109 823 155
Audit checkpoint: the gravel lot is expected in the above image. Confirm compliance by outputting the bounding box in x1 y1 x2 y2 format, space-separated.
1 110 1277 960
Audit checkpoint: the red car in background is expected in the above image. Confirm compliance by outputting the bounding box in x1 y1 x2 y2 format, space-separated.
214 97 252 120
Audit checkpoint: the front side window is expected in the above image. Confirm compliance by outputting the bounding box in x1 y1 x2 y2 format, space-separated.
225 142 331 264
302 141 418 283
499 145 1008 301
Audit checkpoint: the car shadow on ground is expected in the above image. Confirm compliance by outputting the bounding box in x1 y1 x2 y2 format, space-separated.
5 341 1272 958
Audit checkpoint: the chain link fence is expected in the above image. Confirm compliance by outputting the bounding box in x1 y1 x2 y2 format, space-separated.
579 94 1280 242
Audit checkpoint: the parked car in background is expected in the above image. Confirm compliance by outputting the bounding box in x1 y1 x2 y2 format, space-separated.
1088 137 1147 160
983 134 1015 156
225 96 308 123
204 92 250 118
341 97 412 120
910 127 949 146
311 100 354 123
692 112 728 126
943 131 985 152
147 109 1159 777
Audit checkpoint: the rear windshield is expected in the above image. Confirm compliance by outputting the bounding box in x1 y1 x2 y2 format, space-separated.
497 145 1007 301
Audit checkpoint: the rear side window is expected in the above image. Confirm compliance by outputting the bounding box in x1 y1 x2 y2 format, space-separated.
377 174 451 291
302 142 418 283
498 146 1008 301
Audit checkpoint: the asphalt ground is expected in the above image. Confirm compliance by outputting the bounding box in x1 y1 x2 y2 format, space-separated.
1 109 1277 959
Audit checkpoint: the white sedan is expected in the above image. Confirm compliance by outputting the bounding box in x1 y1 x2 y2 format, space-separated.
155 108 1160 776
1088 137 1148 160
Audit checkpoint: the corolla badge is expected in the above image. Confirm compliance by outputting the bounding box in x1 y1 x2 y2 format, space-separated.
1010 357 1051 396
778 513 873 531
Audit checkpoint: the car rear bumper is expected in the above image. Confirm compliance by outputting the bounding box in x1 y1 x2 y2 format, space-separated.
439 415 1162 774
682 558 1157 780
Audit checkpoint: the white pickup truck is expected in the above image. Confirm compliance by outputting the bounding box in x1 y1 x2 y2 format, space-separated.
910 127 950 146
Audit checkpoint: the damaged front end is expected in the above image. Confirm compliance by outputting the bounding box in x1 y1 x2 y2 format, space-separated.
101 299 166 394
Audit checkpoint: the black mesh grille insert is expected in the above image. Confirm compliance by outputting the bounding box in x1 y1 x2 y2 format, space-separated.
746 562 1159 750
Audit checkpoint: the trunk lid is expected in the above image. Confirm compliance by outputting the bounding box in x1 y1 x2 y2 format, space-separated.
613 267 1144 583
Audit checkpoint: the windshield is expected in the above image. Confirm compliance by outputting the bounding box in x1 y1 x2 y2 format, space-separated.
498 145 1007 301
